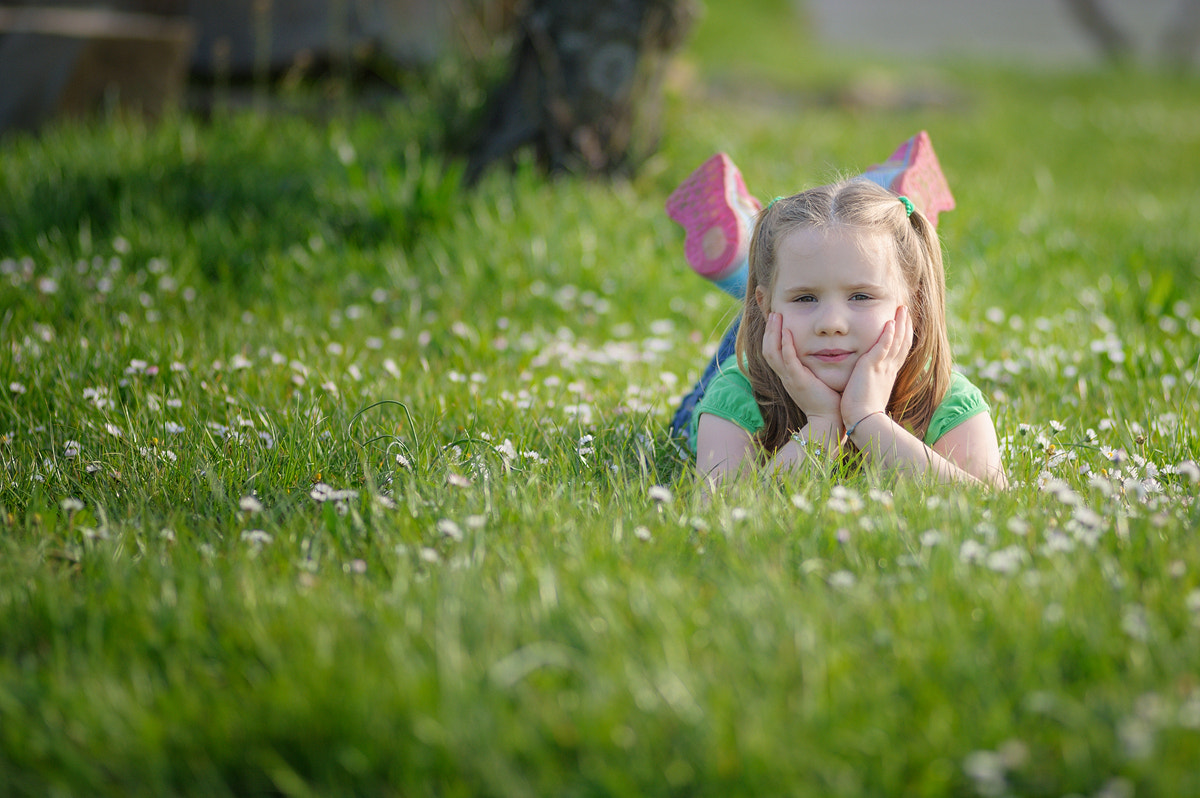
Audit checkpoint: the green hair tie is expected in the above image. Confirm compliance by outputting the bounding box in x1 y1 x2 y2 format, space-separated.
899 196 915 217
766 195 784 210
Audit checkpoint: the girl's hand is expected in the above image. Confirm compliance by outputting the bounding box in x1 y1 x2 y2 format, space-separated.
761 312 842 425
841 305 913 426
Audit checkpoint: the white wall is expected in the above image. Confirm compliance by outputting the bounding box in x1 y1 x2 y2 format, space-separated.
804 0 1186 65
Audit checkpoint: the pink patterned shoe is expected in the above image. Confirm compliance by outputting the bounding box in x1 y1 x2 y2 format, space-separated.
861 131 955 229
666 153 762 280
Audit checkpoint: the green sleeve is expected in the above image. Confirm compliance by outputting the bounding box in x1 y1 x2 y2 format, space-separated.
690 362 987 451
923 372 991 446
687 356 764 452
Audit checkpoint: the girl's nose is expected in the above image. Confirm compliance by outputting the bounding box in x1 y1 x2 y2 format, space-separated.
815 304 848 335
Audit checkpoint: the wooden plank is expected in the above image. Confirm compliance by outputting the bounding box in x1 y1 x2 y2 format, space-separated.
0 6 192 40
0 6 194 134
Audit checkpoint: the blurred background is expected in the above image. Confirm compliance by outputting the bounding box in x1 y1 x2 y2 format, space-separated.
2 0 1196 140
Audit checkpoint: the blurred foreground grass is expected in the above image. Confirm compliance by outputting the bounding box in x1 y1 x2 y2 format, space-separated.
1 2 1200 795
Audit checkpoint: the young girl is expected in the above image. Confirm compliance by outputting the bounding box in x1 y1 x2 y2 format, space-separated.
666 135 1007 488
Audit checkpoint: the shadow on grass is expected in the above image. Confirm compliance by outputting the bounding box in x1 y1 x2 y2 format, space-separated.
0 116 462 293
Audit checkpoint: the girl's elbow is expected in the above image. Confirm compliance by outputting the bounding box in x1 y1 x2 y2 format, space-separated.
973 460 1009 490
988 467 1010 490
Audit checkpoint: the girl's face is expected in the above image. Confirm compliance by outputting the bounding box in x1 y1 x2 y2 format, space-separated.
756 226 904 393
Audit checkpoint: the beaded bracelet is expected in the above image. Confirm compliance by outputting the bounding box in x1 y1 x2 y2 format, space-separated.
790 431 823 456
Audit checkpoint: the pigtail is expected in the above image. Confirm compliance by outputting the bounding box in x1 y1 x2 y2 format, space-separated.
887 204 951 442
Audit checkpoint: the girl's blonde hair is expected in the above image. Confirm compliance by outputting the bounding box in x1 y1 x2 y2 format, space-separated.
735 178 951 455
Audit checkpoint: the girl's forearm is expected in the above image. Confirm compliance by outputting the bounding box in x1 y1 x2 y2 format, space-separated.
845 414 981 485
769 418 843 471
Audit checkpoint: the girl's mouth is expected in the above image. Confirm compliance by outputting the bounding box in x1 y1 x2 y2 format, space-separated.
811 349 853 363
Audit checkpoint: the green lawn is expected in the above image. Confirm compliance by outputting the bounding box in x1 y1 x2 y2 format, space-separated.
2 3 1200 795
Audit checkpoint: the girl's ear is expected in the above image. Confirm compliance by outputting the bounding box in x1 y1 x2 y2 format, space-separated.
755 286 768 314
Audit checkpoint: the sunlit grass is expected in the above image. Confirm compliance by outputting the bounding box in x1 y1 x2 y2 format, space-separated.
2 3 1200 794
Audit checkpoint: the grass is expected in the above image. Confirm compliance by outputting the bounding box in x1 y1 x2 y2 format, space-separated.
2 2 1200 795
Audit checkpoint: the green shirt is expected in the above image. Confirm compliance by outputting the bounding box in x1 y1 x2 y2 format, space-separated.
687 356 989 453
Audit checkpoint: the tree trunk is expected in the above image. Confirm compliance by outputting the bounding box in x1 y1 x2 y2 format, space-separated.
1162 0 1200 67
464 0 696 184
1060 0 1133 62
1061 0 1200 67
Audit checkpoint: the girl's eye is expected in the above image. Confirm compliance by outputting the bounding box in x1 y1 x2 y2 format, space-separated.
850 293 871 301
794 295 816 303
